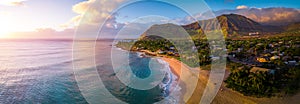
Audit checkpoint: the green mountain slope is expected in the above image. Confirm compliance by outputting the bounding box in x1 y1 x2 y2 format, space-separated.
141 14 294 40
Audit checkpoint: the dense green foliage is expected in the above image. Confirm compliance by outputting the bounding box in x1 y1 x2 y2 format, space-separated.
224 36 300 97
117 39 211 67
225 65 277 97
225 63 300 97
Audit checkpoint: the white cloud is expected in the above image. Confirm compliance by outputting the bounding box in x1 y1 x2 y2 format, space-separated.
59 0 130 39
0 0 27 6
67 0 128 26
0 11 10 15
172 7 300 26
236 5 248 9
213 7 300 25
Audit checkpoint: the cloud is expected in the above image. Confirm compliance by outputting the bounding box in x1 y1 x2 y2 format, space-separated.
9 28 75 39
236 5 248 9
5 0 129 39
60 0 129 39
214 7 300 25
67 0 128 26
0 11 10 15
0 0 26 6
181 7 300 26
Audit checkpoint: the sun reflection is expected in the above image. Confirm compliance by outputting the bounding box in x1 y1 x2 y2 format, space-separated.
0 12 14 38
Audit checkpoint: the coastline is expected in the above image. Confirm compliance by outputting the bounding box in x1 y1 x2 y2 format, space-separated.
115 45 300 103
117 46 259 103
115 45 209 103
136 50 187 103
114 46 186 103
161 57 212 103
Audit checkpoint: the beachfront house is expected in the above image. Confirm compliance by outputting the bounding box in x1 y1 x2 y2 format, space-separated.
157 50 166 54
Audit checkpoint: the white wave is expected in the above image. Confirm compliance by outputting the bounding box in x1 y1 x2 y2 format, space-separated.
136 52 145 58
155 58 181 104
113 46 127 52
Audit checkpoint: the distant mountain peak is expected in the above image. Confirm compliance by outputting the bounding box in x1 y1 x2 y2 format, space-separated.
141 13 289 40
213 7 300 26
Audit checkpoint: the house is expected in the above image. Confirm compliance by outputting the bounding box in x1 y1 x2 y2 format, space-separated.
211 56 220 61
157 50 165 54
249 32 259 36
210 55 220 61
271 51 278 54
167 50 175 55
192 46 197 52
169 47 175 50
270 56 280 60
263 53 271 57
286 60 298 65
237 48 243 52
257 57 269 63
174 52 180 57
257 43 263 46
279 53 284 56
246 48 253 53
212 45 223 50
295 56 300 61
282 56 292 61
250 67 271 73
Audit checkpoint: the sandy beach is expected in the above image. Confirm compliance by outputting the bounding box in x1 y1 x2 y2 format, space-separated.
161 57 211 103
162 57 300 104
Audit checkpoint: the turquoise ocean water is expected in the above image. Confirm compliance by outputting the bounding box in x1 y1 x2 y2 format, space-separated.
0 39 180 104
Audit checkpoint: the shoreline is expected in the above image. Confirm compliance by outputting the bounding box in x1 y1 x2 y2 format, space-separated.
135 50 187 103
116 46 207 103
161 57 212 103
116 46 256 103
115 44 300 103
114 46 187 103
160 57 186 103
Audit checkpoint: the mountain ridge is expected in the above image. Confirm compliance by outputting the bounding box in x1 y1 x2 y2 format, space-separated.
141 14 296 39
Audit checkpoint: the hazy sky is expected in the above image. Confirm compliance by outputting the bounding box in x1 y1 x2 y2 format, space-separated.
205 0 300 10
0 0 299 39
0 0 82 31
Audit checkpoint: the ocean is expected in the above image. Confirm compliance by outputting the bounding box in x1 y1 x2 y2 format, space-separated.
0 39 180 104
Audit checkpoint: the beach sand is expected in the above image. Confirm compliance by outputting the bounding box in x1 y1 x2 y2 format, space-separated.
162 57 300 104
162 57 210 103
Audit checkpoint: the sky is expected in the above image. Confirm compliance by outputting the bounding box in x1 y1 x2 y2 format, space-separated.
205 0 300 11
0 0 299 39
0 0 82 31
